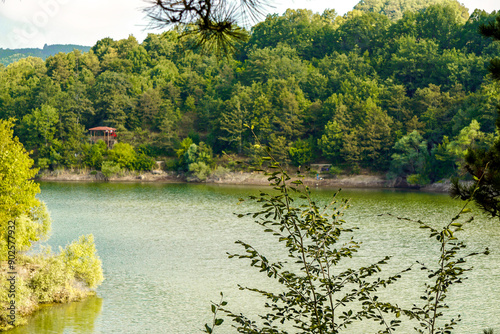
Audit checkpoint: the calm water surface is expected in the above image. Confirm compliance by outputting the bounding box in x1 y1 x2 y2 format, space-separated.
7 182 500 333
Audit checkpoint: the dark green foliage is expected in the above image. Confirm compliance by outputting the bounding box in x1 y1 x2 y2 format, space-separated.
480 14 500 80
0 3 498 180
452 12 500 218
390 130 430 184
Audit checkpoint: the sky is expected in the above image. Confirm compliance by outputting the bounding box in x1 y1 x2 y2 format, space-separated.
0 0 498 49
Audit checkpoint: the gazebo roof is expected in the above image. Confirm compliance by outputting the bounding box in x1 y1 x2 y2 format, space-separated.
89 126 116 131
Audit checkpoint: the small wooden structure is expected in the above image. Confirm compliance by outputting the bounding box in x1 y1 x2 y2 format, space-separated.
89 126 117 149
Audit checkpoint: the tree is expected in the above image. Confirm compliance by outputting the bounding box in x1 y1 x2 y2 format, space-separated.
289 138 314 166
0 121 104 330
218 94 249 154
0 119 50 256
451 13 500 218
18 104 59 151
479 14 500 80
318 120 344 163
390 130 430 183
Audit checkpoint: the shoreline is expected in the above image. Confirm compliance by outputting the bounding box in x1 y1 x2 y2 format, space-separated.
36 169 452 193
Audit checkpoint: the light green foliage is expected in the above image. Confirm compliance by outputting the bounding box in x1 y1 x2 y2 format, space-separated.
0 120 44 258
37 158 51 170
196 142 214 166
60 235 104 289
28 235 103 303
108 140 156 172
354 0 463 21
83 140 107 169
447 119 495 168
108 142 136 170
188 161 212 181
432 120 495 175
0 120 104 331
211 165 230 178
0 275 32 330
176 137 194 167
14 202 51 252
29 253 72 303
406 173 431 185
176 138 214 177
19 104 59 149
100 161 123 179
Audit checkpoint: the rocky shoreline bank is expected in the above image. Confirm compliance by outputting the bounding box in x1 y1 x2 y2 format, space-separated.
36 169 452 193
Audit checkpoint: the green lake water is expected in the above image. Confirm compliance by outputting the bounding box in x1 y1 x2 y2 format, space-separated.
6 182 500 333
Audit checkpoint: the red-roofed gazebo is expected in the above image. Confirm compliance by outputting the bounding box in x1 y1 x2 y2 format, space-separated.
89 126 117 148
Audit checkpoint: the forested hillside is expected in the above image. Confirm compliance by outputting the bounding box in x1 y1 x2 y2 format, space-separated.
0 0 499 184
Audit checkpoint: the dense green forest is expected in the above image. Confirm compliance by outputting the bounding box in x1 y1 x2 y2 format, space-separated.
1 0 499 185
0 44 91 66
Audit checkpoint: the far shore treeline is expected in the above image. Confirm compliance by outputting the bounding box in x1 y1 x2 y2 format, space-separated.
1 0 499 184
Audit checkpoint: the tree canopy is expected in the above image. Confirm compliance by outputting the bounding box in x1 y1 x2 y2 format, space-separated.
451 13 500 218
0 1 498 185
0 119 50 256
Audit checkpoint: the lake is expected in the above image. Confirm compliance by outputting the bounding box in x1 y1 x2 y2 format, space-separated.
6 182 500 333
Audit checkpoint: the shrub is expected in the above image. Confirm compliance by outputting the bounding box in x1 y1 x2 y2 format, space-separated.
407 173 431 186
188 161 211 181
211 166 230 179
60 235 104 289
29 255 71 303
108 143 136 170
134 153 156 171
83 141 107 169
37 158 51 170
101 161 122 179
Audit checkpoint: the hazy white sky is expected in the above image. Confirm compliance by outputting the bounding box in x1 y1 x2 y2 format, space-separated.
0 0 498 49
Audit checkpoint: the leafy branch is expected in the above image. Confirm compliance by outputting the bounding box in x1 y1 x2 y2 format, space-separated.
204 127 406 333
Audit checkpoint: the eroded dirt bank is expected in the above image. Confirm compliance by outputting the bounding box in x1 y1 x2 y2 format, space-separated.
36 169 452 193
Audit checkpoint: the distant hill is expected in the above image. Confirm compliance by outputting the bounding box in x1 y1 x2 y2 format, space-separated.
0 44 91 66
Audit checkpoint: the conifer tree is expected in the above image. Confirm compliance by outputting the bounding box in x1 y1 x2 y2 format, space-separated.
451 14 500 218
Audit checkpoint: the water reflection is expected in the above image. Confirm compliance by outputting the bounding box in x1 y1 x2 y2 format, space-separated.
7 296 102 334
